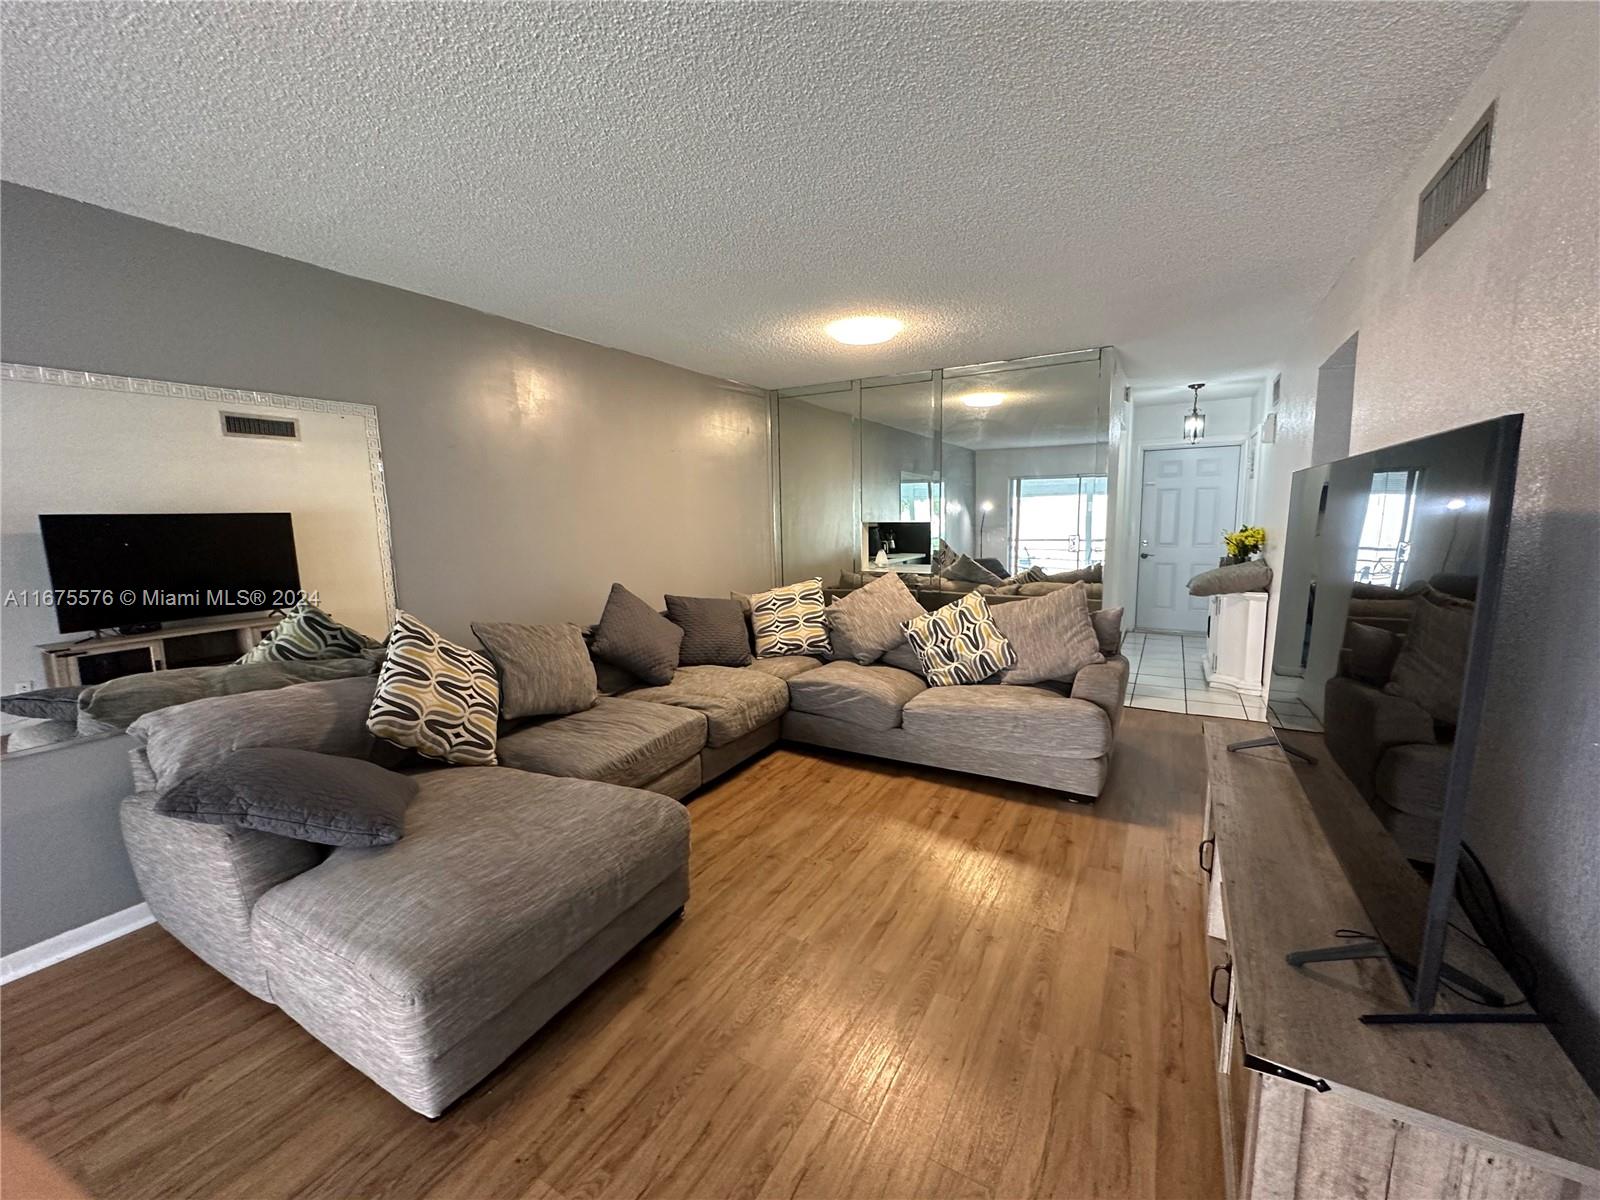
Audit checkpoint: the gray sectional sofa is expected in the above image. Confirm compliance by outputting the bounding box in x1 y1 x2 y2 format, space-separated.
118 619 1126 1118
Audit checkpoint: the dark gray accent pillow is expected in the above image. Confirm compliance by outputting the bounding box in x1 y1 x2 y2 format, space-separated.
665 595 752 667
1187 560 1273 596
944 553 1004 585
471 621 598 719
590 584 683 687
1384 589 1474 724
1090 606 1125 657
155 747 416 846
0 685 84 722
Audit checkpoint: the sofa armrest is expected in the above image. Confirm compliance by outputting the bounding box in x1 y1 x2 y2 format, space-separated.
1070 655 1129 734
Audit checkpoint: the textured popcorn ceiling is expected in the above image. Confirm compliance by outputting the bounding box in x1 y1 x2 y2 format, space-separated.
0 2 1522 389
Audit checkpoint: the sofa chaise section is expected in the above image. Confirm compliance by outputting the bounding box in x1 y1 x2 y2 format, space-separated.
252 766 688 1116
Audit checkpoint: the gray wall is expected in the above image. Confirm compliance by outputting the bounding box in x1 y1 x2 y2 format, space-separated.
1259 3 1600 1086
0 181 777 956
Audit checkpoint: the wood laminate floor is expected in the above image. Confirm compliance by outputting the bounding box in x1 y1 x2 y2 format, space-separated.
1 708 1224 1200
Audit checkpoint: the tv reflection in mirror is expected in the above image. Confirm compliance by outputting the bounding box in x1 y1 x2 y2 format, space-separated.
863 521 933 572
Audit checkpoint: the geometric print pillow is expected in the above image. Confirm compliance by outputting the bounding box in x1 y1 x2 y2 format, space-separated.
366 611 499 765
748 578 830 658
903 591 1018 687
237 599 381 664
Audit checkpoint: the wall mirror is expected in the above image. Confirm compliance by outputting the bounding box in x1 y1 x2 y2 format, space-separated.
0 364 397 757
774 348 1113 596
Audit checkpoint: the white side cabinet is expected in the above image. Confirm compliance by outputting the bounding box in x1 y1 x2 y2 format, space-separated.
1202 591 1267 695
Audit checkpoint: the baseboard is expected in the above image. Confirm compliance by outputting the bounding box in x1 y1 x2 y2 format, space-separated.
0 903 154 985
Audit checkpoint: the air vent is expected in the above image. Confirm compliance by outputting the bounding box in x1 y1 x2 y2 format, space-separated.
1415 104 1494 259
222 412 299 440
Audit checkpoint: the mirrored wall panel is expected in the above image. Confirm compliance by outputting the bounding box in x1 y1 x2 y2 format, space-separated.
775 348 1113 596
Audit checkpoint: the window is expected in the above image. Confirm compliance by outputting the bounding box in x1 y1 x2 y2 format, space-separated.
899 474 943 541
1008 475 1107 573
1354 470 1419 586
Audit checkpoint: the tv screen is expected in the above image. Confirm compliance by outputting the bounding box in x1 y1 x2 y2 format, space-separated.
1268 414 1522 1015
38 513 301 634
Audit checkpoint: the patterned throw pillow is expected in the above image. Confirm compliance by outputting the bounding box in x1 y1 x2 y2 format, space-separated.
367 611 499 765
903 592 1017 687
748 578 830 658
998 565 1050 587
238 600 381 664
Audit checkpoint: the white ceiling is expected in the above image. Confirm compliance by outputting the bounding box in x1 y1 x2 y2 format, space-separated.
0 2 1523 389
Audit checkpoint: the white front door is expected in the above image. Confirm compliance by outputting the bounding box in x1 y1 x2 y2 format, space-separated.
1136 444 1242 633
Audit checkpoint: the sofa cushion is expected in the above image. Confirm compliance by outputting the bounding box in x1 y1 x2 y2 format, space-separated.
824 573 926 664
1375 742 1452 820
495 696 706 787
904 592 1017 687
129 674 382 792
251 766 689 1064
748 578 831 658
1046 563 1102 584
786 661 926 731
1090 606 1124 656
989 582 1103 685
156 747 416 847
745 655 824 682
665 595 753 667
902 686 1111 759
1384 588 1474 724
471 621 597 720
368 611 500 766
591 584 683 687
238 600 382 665
81 656 382 732
621 665 788 747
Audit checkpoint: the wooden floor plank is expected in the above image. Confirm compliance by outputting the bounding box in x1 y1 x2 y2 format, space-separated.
0 708 1223 1200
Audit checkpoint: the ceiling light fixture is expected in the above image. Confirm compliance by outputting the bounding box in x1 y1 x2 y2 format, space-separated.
1445 497 1467 510
961 392 1005 408
1184 383 1206 442
825 315 903 345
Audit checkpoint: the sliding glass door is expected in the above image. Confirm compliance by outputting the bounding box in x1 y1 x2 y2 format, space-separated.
1008 474 1107 572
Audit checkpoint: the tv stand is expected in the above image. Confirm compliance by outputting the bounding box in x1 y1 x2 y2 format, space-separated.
39 613 280 687
1201 722 1597 1197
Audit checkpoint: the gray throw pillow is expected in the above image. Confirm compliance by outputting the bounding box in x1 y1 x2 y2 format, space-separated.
1384 589 1474 724
1187 560 1273 596
879 637 926 676
1090 606 1124 657
0 685 84 722
989 582 1104 685
665 595 753 667
824 573 927 664
590 584 683 686
155 747 415 847
1345 622 1403 686
471 621 598 720
944 554 1004 585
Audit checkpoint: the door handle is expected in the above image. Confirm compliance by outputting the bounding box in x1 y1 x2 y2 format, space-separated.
1140 552 1153 559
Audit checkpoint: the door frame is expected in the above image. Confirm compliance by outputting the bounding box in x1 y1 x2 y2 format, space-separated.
1132 437 1249 633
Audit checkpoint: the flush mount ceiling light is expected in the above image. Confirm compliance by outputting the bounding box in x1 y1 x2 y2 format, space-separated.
825 315 903 345
1184 382 1207 442
961 392 1005 408
1445 498 1467 510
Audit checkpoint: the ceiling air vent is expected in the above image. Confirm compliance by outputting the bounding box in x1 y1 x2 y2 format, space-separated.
1415 104 1494 259
221 412 299 440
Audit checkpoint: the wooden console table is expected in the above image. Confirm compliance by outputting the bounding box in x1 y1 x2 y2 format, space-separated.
39 613 280 687
1202 721 1598 1198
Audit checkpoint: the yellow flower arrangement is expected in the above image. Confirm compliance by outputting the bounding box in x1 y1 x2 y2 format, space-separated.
1222 525 1267 560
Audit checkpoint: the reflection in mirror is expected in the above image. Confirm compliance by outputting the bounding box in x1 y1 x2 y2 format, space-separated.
942 354 1110 583
0 365 396 757
860 374 938 576
776 382 858 585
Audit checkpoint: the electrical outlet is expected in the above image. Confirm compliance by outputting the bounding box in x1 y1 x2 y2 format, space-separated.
11 680 37 694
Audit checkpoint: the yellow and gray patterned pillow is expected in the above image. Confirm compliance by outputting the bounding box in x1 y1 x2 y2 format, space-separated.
367 611 499 765
747 578 830 658
903 592 1017 687
238 600 380 664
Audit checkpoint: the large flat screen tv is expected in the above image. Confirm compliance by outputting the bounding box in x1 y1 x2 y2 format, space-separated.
38 513 301 634
1266 413 1527 1022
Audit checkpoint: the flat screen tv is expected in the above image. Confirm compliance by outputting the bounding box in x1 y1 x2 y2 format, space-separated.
1265 413 1529 1023
38 513 301 634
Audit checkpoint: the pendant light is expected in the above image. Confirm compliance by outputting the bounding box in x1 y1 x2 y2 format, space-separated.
1184 382 1206 442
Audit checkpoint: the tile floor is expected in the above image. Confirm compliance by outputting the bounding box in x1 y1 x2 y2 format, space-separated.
1120 630 1323 729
